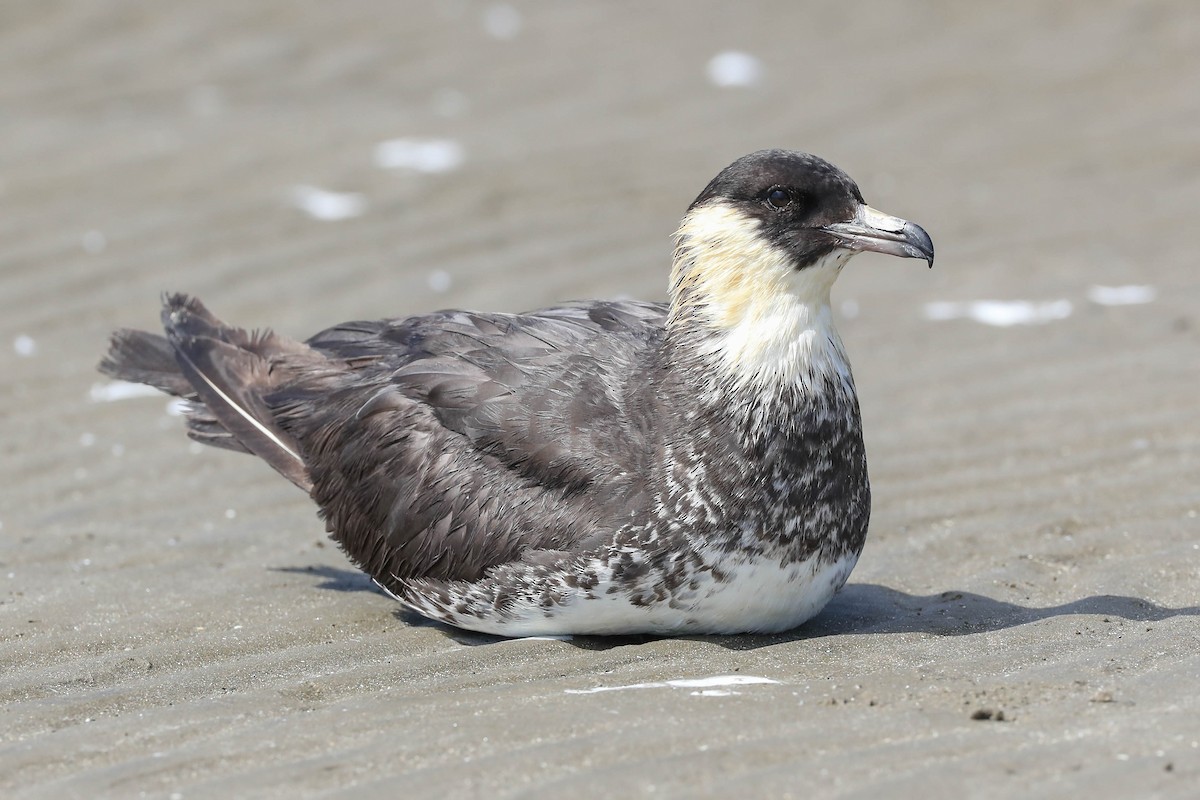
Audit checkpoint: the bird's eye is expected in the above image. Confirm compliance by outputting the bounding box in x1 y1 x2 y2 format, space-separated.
766 187 792 210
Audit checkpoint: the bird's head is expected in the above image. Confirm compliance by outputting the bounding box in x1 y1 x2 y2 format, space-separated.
668 150 933 389
687 149 933 269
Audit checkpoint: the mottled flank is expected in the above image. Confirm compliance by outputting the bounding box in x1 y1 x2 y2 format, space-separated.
99 150 933 636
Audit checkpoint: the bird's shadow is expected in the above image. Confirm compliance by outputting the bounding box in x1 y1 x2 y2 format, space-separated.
276 565 1200 650
275 564 380 593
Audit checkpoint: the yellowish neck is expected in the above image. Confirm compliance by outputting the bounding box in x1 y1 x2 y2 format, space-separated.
668 203 855 395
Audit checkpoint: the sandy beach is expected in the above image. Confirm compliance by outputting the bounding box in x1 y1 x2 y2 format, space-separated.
3 2 1198 797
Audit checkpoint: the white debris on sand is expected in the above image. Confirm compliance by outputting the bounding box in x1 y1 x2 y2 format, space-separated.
13 334 36 357
923 299 1073 327
427 269 453 293
288 185 366 221
706 51 764 88
89 381 163 403
374 138 465 174
1086 284 1156 306
565 675 780 695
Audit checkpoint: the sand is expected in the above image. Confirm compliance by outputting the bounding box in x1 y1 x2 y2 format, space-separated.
3 2 1199 797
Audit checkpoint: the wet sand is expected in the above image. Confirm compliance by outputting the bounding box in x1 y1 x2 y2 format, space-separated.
3 2 1199 797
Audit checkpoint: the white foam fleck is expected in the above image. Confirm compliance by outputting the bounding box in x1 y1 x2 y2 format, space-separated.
565 675 780 695
89 381 163 402
706 51 764 88
482 4 522 39
82 230 107 254
289 185 366 221
225 508 237 520
923 299 1073 327
427 269 453 293
13 334 36 357
666 676 779 689
79 432 96 447
1086 285 1156 306
374 138 464 174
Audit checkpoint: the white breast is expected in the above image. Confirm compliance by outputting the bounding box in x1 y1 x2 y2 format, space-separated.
423 549 859 637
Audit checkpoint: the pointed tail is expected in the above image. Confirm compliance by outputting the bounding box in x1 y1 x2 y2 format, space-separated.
99 293 313 492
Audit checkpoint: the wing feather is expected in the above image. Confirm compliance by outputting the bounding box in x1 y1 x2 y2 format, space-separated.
307 300 667 494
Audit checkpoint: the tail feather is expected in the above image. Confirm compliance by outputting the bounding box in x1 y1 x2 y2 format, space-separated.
99 328 195 397
99 293 313 492
169 333 311 491
184 413 253 454
99 327 252 455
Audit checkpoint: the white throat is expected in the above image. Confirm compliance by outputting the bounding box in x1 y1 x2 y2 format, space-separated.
669 202 855 395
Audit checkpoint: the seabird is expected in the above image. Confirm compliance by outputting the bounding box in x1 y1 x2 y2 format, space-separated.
100 150 933 636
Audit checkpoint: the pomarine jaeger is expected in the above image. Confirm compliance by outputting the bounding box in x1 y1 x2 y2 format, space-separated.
100 150 933 637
